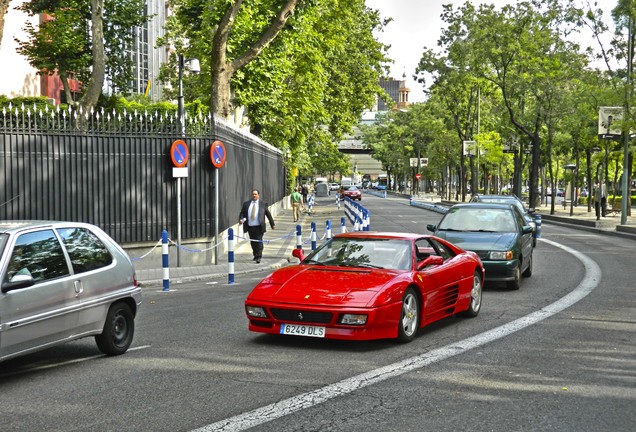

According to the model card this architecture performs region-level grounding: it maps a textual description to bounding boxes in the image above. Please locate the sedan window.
[5,230,70,283]
[57,228,113,274]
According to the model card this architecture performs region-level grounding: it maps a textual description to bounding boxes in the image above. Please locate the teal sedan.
[427,202,534,290]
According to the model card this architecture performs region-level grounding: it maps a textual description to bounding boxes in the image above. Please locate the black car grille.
[476,251,489,260]
[270,308,332,324]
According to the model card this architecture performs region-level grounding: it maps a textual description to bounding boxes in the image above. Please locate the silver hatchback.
[0,221,142,362]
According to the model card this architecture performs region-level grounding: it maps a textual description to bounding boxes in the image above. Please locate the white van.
[341,177,352,187]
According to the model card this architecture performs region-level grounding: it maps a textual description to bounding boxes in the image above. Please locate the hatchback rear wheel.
[95,302,135,355]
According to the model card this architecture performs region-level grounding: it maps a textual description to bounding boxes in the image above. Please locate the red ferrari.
[245,232,484,342]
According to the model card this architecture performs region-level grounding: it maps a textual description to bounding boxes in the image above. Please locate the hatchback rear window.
[58,228,113,274]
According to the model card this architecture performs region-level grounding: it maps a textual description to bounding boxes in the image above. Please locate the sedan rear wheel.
[397,288,420,343]
[460,270,482,317]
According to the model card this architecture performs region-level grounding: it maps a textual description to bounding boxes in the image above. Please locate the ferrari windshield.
[304,237,412,270]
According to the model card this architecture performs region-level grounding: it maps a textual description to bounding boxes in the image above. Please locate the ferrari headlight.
[340,314,368,325]
[246,306,268,318]
[489,251,513,260]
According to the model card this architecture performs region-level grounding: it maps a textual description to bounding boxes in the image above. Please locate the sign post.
[170,139,190,267]
[210,140,227,265]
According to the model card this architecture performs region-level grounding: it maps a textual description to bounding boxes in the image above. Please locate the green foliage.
[161,0,389,155]
[15,0,150,98]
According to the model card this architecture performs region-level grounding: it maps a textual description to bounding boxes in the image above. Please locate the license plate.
[280,323,326,338]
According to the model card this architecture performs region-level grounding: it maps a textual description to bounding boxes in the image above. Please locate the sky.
[365,0,609,103]
[364,0,515,102]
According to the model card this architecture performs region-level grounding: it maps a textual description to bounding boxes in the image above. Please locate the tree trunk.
[78,0,106,113]
[0,0,10,46]
[209,0,300,120]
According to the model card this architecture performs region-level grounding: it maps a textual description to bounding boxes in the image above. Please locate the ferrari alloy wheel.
[460,270,482,317]
[397,288,420,343]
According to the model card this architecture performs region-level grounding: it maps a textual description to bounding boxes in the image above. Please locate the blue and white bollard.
[410,196,413,206]
[363,210,370,231]
[296,225,302,250]
[535,214,542,238]
[340,217,346,233]
[326,220,332,240]
[228,228,235,284]
[311,222,317,250]
[162,229,170,292]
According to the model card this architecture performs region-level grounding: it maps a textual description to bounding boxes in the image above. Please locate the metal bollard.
[228,228,235,284]
[311,222,317,250]
[296,225,302,249]
[162,229,170,292]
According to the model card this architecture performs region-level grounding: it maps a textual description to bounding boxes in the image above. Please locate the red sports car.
[245,232,484,342]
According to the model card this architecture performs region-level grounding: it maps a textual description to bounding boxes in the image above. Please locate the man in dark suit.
[239,189,276,263]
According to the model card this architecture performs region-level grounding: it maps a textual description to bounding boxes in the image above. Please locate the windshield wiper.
[355,263,384,269]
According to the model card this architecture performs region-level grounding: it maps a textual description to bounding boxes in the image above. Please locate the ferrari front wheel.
[397,287,420,343]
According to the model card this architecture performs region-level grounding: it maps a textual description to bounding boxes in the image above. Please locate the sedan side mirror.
[522,226,534,234]
[426,224,436,233]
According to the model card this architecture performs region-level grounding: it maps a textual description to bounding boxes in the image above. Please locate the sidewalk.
[135,198,346,288]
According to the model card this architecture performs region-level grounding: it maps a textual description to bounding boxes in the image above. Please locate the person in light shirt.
[239,189,275,263]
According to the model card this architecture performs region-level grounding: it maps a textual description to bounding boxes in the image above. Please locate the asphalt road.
[1,193,634,432]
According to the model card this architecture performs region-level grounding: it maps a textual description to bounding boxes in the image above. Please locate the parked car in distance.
[245,232,484,342]
[427,202,534,290]
[0,221,142,363]
[469,194,538,247]
[329,183,340,191]
[342,185,362,200]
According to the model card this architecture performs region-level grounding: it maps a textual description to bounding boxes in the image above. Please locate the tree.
[15,0,149,111]
[430,0,588,208]
[0,0,11,47]
[164,0,389,153]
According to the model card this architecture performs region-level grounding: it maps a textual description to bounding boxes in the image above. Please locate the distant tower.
[395,71,410,110]
[377,72,410,111]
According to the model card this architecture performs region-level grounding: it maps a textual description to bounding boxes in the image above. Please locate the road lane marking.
[192,238,600,432]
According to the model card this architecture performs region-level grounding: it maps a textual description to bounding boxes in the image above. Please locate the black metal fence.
[0,103,285,249]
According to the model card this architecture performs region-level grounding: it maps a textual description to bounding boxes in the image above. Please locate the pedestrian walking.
[290,187,303,222]
[593,181,602,220]
[239,189,275,264]
[301,183,309,203]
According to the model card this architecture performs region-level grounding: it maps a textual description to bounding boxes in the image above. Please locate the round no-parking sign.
[210,140,226,168]
[170,139,189,167]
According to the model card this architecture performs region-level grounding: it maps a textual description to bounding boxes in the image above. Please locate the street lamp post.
[175,54,200,267]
